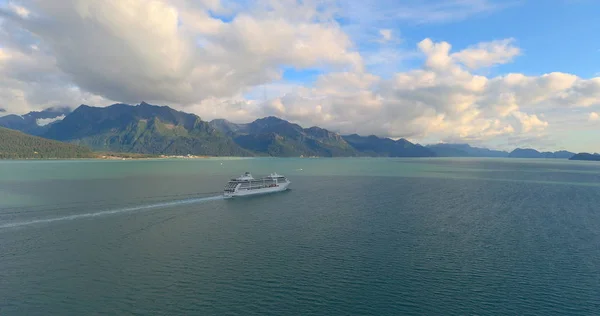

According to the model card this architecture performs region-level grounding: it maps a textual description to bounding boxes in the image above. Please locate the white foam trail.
[0,195,223,229]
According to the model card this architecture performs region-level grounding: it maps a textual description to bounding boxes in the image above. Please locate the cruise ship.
[223,172,290,198]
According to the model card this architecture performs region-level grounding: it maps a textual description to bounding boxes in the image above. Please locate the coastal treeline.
[0,127,93,159]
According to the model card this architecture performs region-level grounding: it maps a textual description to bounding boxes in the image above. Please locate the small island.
[569,153,600,161]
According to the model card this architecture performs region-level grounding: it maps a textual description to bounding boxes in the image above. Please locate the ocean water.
[1,158,600,315]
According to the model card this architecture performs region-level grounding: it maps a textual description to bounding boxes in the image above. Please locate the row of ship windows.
[242,185,277,190]
[239,181,275,185]
[239,184,277,188]
[225,179,286,189]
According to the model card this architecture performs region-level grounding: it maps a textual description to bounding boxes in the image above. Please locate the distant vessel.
[223,172,290,198]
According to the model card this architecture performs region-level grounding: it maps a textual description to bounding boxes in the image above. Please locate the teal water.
[1,158,600,315]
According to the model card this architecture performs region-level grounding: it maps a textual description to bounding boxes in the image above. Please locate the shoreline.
[1,156,595,162]
[0,155,258,161]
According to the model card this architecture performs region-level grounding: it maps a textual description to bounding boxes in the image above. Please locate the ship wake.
[0,195,223,229]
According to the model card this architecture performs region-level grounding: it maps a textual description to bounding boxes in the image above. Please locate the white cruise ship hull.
[224,182,289,198]
[223,172,291,198]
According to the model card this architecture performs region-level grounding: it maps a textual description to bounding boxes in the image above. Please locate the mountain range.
[42,102,252,156]
[0,102,585,159]
[209,117,360,157]
[426,143,508,157]
[1,102,435,157]
[342,134,434,157]
[0,107,70,136]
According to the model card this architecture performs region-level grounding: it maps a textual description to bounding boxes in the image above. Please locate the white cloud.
[36,115,65,126]
[224,37,600,145]
[418,38,453,71]
[452,38,520,69]
[0,0,361,107]
[8,2,31,18]
[0,44,113,114]
[511,111,548,133]
[590,112,599,121]
[379,29,392,42]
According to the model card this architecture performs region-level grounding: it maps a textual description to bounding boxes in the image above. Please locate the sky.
[0,0,599,152]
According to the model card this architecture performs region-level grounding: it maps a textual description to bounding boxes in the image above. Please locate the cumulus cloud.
[1,0,361,107]
[225,37,600,145]
[511,111,548,133]
[0,43,113,113]
[452,38,520,69]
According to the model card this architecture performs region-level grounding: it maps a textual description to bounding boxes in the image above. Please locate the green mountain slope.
[0,127,93,158]
[210,117,359,157]
[44,102,252,156]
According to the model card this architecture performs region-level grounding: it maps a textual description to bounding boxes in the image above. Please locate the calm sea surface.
[1,158,600,315]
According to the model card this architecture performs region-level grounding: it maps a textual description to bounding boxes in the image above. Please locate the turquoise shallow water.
[1,158,600,315]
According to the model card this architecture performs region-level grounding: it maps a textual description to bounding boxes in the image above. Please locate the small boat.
[223,172,290,198]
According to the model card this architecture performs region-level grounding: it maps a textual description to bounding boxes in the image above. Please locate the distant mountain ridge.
[426,144,575,159]
[210,116,359,157]
[208,117,437,157]
[0,102,584,158]
[569,153,600,161]
[341,134,435,157]
[0,107,71,136]
[426,143,508,157]
[508,148,575,159]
